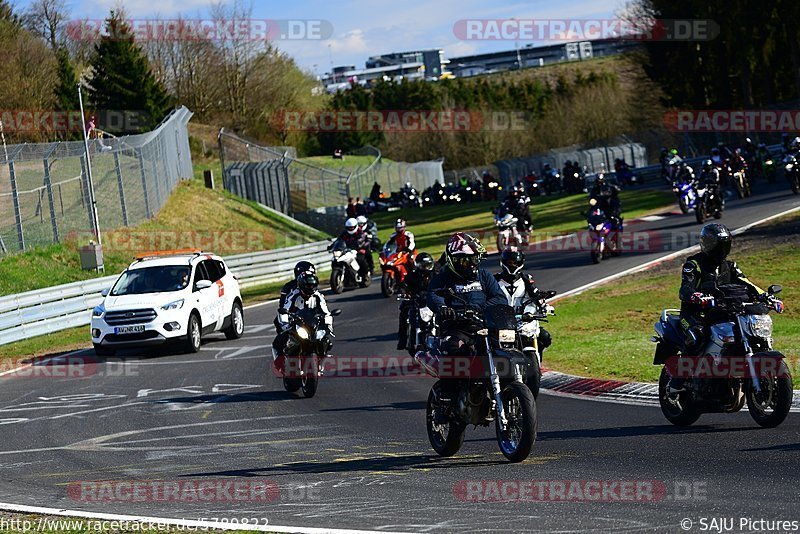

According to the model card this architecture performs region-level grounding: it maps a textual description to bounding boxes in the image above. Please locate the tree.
[87,10,171,132]
[53,46,79,111]
[0,0,19,27]
[24,0,67,51]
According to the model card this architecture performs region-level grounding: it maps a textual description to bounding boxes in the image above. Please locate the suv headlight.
[92,305,105,317]
[161,299,185,311]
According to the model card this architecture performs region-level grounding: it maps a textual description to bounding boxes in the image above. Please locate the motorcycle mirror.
[330,308,343,316]
[768,284,782,295]
[544,290,557,299]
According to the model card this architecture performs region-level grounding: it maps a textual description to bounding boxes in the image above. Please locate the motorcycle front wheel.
[381,271,396,297]
[746,360,792,428]
[283,376,301,393]
[330,269,344,294]
[678,198,689,214]
[426,380,465,457]
[301,355,320,398]
[496,382,537,463]
[695,205,706,224]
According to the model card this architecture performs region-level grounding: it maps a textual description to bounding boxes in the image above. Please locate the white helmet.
[345,218,359,235]
[356,215,368,227]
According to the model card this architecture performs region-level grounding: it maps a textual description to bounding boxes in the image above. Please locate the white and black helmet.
[345,218,359,235]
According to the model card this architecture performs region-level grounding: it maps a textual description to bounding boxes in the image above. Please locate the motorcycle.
[732,167,751,199]
[672,177,698,214]
[280,308,342,398]
[587,202,620,264]
[756,150,776,183]
[328,239,372,294]
[398,293,437,357]
[420,288,537,463]
[515,291,557,398]
[615,164,636,187]
[379,242,415,297]
[694,181,724,224]
[784,153,800,195]
[494,211,521,252]
[651,283,791,428]
[543,170,562,195]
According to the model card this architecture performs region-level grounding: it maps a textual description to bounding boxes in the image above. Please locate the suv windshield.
[110,265,191,296]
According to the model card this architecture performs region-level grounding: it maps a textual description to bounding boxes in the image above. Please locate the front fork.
[484,337,508,427]
[738,316,762,395]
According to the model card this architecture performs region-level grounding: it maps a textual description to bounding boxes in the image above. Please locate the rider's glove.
[438,306,456,322]
[772,298,785,314]
[690,292,715,309]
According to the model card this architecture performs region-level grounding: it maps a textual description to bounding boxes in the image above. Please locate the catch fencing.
[0,107,194,255]
[217,130,444,232]
[0,241,330,346]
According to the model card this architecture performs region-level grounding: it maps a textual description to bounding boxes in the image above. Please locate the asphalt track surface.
[1,182,799,533]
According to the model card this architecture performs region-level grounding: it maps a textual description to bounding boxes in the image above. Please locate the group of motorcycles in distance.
[664,136,800,224]
[367,172,502,211]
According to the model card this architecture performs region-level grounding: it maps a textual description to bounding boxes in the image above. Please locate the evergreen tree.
[53,47,79,111]
[88,10,171,132]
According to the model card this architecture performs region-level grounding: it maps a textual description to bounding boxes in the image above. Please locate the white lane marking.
[0,502,412,533]
[243,298,279,311]
[552,204,800,303]
[245,324,273,334]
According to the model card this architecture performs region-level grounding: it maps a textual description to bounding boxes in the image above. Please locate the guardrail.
[0,240,332,346]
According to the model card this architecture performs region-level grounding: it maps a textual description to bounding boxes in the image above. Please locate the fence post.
[113,152,129,226]
[42,158,60,243]
[8,161,24,251]
[137,151,152,218]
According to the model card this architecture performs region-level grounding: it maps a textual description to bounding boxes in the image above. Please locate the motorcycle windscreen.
[296,307,321,328]
[483,304,518,330]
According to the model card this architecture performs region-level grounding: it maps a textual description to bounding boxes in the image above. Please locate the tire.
[496,382,537,463]
[792,177,800,195]
[591,250,600,264]
[658,367,700,426]
[524,351,542,399]
[426,381,465,457]
[93,343,115,357]
[381,271,396,297]
[301,355,320,398]
[360,270,372,288]
[223,301,244,340]
[184,313,202,353]
[283,376,301,393]
[330,269,344,294]
[678,198,689,214]
[746,360,793,428]
[695,205,706,224]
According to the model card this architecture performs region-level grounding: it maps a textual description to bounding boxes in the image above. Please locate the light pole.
[77,83,102,247]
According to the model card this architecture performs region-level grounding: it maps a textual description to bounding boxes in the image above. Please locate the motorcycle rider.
[274,261,316,330]
[677,224,782,360]
[589,174,622,226]
[357,215,380,272]
[495,248,552,357]
[385,218,416,255]
[396,252,436,351]
[338,217,371,279]
[422,233,507,390]
[272,270,333,374]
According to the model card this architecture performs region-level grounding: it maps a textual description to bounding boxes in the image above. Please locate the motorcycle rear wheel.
[496,382,537,463]
[426,381,465,457]
[746,360,792,428]
[658,367,700,426]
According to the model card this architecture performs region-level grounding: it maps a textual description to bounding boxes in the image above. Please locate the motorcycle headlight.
[161,299,184,311]
[673,187,679,192]
[92,305,105,317]
[595,223,605,231]
[786,164,794,171]
[333,250,342,258]
[296,326,310,340]
[498,329,516,343]
[765,159,773,165]
[748,315,773,339]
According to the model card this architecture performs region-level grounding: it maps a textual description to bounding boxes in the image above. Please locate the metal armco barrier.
[0,240,331,346]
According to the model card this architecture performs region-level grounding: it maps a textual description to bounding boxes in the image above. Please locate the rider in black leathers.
[396,252,436,351]
[589,175,622,228]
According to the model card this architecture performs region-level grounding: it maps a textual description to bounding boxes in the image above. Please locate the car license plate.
[114,325,145,334]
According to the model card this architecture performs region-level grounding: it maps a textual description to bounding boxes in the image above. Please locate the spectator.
[355,197,367,217]
[346,197,357,219]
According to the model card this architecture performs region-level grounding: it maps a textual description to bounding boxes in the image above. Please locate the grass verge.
[371,188,674,258]
[544,214,800,383]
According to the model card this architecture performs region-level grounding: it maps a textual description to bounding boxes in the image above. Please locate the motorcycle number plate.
[498,329,516,343]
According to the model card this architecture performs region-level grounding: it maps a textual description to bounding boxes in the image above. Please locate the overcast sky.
[15,0,621,74]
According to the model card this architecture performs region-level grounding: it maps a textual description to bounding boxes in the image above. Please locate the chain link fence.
[218,130,444,233]
[0,107,194,255]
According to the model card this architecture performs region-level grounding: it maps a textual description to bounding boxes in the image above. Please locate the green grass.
[0,179,327,296]
[298,155,380,170]
[544,216,800,383]
[371,188,674,258]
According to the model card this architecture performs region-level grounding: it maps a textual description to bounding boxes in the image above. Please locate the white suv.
[91,251,244,355]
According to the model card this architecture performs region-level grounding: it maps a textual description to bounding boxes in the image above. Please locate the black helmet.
[711,147,720,156]
[294,261,316,279]
[500,248,525,280]
[414,252,435,272]
[699,223,732,262]
[702,159,713,171]
[297,272,319,297]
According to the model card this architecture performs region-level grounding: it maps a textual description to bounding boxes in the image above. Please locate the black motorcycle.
[651,283,791,427]
[784,153,800,195]
[280,308,341,398]
[420,289,537,463]
[398,293,437,357]
[694,180,724,224]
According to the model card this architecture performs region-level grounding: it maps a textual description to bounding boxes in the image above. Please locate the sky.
[14,0,621,74]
